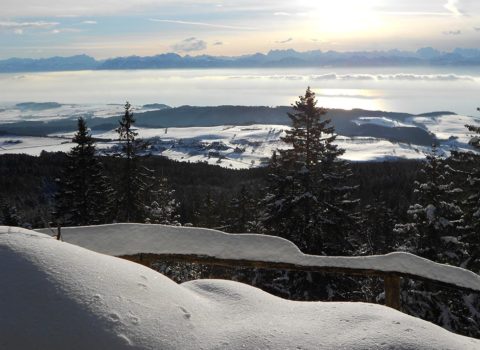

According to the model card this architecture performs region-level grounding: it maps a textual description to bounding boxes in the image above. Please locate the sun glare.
[300,0,383,36]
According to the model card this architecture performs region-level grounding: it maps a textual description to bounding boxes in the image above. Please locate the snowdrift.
[2,226,479,349]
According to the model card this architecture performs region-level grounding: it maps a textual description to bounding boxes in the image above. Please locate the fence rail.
[36,223,480,311]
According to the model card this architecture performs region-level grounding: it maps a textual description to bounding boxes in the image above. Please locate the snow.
[2,225,479,350]
[0,125,445,166]
[2,114,479,166]
[0,135,74,155]
[0,103,151,123]
[354,116,416,128]
[36,223,480,293]
[336,136,431,161]
[410,114,479,144]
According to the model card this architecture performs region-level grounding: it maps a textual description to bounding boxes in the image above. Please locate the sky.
[1,0,480,59]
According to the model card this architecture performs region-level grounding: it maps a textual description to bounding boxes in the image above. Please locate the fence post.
[384,275,401,310]
[56,225,62,241]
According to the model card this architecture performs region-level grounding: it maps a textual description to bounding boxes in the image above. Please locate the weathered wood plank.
[384,275,401,310]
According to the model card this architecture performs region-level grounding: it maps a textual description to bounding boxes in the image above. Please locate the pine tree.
[195,191,220,229]
[227,185,257,233]
[396,129,480,338]
[115,102,152,222]
[145,177,181,226]
[260,87,357,255]
[451,110,480,271]
[1,203,21,227]
[54,117,114,226]
[358,198,396,255]
[395,144,465,264]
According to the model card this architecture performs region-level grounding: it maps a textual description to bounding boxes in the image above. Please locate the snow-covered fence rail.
[37,223,480,310]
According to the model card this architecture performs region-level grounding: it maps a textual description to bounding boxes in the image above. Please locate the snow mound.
[37,223,480,292]
[1,226,479,350]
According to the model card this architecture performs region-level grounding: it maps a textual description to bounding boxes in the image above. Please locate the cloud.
[275,37,293,44]
[51,28,83,34]
[81,20,97,25]
[309,73,474,81]
[444,0,462,16]
[310,73,376,81]
[213,41,223,46]
[149,19,256,30]
[317,93,378,100]
[0,21,59,34]
[172,37,207,52]
[377,73,473,81]
[273,11,307,17]
[475,27,480,32]
[443,30,462,35]
[225,72,475,83]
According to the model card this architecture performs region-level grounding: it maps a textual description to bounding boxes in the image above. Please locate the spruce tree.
[451,110,480,271]
[195,191,220,229]
[1,203,21,227]
[358,198,396,255]
[115,102,151,222]
[260,87,357,254]
[54,117,114,226]
[395,144,464,264]
[227,185,257,233]
[145,177,181,226]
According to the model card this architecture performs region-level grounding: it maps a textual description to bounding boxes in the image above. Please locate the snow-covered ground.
[354,116,416,128]
[336,136,432,161]
[1,112,479,167]
[410,114,480,144]
[91,125,287,168]
[2,226,479,350]
[0,135,74,155]
[0,102,162,123]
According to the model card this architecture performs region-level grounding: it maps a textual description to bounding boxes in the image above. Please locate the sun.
[298,0,383,36]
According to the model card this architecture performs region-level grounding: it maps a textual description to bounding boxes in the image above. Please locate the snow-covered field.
[410,114,479,144]
[2,225,479,349]
[0,102,160,123]
[1,111,479,167]
[0,126,473,169]
[0,135,73,155]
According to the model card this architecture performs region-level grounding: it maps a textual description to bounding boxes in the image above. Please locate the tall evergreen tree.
[358,198,396,255]
[115,102,151,222]
[195,191,220,229]
[395,144,464,264]
[260,87,357,254]
[226,185,257,233]
[450,110,480,271]
[54,117,114,226]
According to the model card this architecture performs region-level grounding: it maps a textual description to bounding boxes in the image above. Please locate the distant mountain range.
[2,48,480,73]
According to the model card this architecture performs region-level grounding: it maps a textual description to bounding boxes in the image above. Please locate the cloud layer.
[0,21,58,34]
[228,73,476,82]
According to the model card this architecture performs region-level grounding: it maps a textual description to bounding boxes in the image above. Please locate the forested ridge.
[0,152,419,231]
